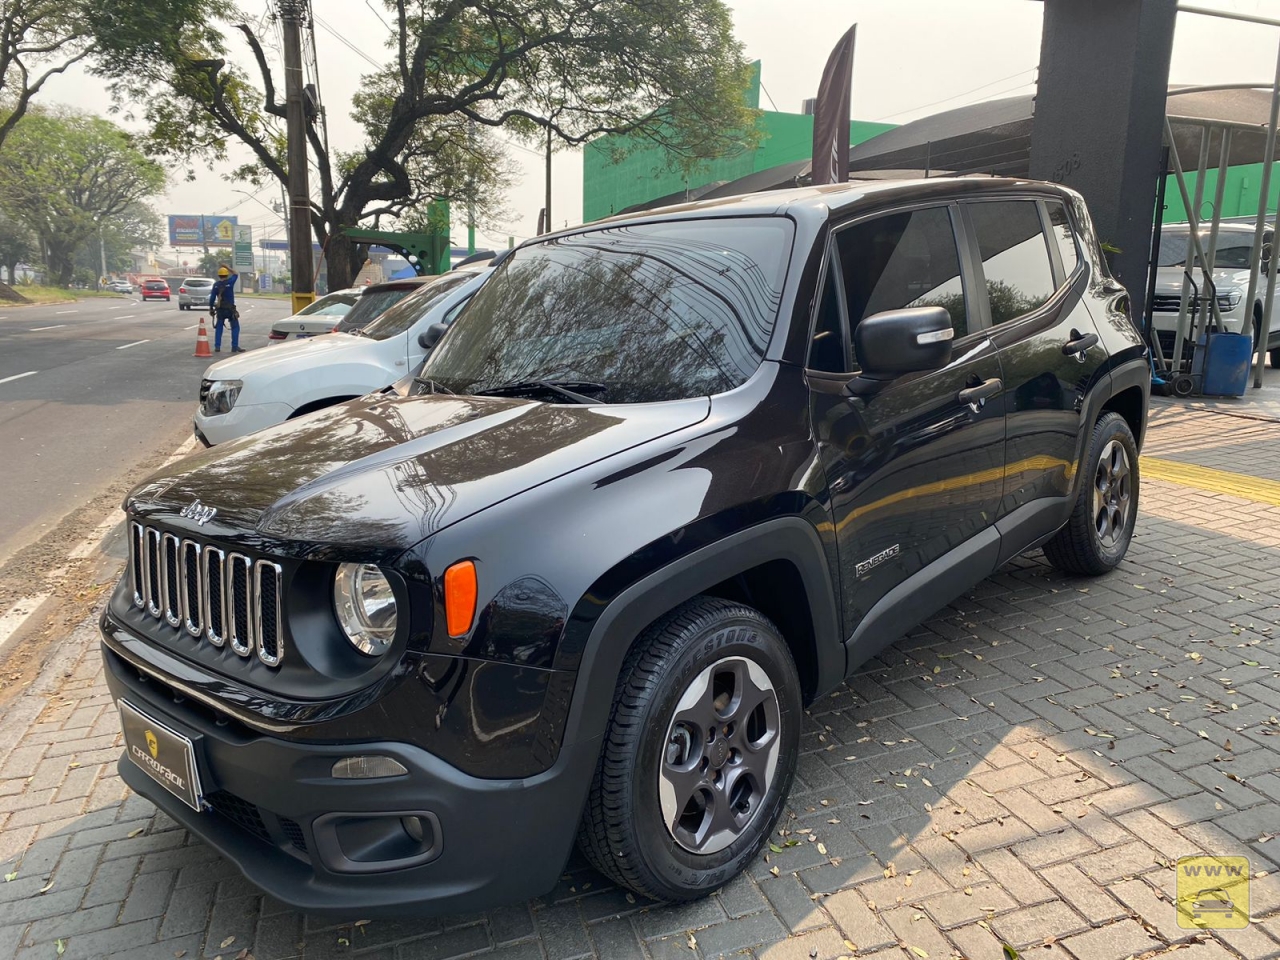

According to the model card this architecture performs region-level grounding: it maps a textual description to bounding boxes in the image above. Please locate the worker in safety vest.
[209,265,243,354]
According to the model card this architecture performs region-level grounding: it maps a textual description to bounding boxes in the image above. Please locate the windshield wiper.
[472,379,608,404]
[411,376,454,395]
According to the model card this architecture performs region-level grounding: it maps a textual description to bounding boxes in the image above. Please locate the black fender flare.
[557,516,843,754]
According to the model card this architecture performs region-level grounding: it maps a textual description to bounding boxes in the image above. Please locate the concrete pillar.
[1029,0,1177,324]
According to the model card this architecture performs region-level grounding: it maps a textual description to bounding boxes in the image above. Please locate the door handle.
[1063,329,1099,361]
[957,377,1002,412]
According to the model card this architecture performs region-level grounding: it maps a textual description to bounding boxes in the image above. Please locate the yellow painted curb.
[1141,456,1280,508]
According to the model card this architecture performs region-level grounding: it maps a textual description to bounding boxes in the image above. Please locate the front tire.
[1270,346,1280,370]
[1043,412,1139,576]
[578,596,801,903]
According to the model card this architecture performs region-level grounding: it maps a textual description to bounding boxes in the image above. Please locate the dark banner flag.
[811,24,857,186]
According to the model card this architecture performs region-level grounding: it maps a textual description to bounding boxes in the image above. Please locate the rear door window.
[967,200,1056,325]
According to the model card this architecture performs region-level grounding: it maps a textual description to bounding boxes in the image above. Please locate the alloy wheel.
[658,656,781,855]
[1091,438,1132,547]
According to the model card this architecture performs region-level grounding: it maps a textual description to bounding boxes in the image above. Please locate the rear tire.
[1043,412,1139,576]
[577,596,801,903]
[1270,347,1280,369]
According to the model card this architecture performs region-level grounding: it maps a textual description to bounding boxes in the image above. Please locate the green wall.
[1161,162,1280,224]
[581,63,895,223]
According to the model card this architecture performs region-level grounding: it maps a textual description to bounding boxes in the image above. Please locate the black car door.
[806,203,1006,668]
[960,197,1106,561]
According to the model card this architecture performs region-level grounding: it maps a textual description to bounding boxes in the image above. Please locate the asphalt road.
[0,294,292,566]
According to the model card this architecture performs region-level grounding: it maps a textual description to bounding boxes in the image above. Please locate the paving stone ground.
[2,400,1280,960]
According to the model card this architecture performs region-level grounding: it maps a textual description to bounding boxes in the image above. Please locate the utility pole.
[94,215,107,286]
[544,125,552,234]
[279,0,315,313]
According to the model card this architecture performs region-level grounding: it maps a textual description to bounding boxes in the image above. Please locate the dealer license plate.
[119,701,204,811]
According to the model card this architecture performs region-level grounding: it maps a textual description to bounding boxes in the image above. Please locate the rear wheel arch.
[1101,385,1146,448]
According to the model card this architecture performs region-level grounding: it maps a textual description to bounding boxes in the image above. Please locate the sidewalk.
[1,401,1278,960]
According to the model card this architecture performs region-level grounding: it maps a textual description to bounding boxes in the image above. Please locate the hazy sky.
[36,0,1280,260]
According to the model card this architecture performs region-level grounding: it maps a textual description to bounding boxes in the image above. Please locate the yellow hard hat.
[218,266,230,278]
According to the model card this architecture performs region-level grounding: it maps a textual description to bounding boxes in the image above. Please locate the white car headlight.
[1217,292,1243,311]
[202,380,243,416]
[334,563,398,656]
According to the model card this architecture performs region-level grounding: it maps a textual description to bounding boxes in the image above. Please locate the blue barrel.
[1202,332,1253,397]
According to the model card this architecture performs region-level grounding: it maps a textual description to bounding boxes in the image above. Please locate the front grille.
[129,522,283,667]
[1151,294,1200,314]
[206,790,271,846]
[280,817,308,852]
[1156,330,1196,361]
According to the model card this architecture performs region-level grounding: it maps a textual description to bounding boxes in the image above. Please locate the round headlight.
[334,563,398,656]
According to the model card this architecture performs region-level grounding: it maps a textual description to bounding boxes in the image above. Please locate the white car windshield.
[358,272,476,341]
[295,292,360,317]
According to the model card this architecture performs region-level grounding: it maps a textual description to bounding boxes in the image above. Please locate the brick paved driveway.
[1,399,1278,960]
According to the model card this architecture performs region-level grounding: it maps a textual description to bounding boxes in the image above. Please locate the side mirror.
[850,306,955,386]
[417,322,448,351]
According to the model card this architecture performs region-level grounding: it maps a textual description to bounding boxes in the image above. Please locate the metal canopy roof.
[843,85,1280,179]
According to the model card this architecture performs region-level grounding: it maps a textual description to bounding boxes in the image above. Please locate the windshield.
[359,272,476,341]
[334,287,418,332]
[296,291,359,317]
[419,217,794,403]
[1158,232,1256,269]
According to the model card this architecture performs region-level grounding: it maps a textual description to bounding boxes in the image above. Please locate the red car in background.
[140,278,171,302]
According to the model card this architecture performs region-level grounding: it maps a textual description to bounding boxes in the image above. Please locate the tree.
[0,107,165,285]
[73,201,162,275]
[0,212,35,284]
[87,0,759,288]
[197,249,233,275]
[0,1,90,150]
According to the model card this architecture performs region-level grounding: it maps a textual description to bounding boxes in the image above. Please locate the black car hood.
[128,393,710,554]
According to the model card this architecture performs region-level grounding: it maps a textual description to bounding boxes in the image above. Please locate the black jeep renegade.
[101,178,1149,916]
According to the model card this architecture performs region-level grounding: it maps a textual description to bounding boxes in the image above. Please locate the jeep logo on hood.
[179,500,217,526]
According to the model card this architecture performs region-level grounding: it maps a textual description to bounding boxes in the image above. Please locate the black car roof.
[533,177,1077,245]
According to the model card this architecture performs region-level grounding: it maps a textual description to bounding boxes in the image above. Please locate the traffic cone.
[193,313,213,358]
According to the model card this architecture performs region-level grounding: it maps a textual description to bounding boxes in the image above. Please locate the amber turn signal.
[443,560,477,637]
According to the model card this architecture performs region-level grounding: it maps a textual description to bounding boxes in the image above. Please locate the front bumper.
[102,636,597,917]
[193,400,293,445]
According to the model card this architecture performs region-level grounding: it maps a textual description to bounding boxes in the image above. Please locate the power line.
[312,14,382,69]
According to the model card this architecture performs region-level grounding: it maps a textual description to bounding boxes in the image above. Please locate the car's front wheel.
[1044,412,1139,575]
[578,596,801,903]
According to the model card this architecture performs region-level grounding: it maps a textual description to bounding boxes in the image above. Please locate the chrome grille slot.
[227,553,254,657]
[126,523,282,667]
[203,546,226,647]
[162,533,182,628]
[181,540,203,637]
[145,528,162,618]
[255,561,283,666]
[129,522,145,608]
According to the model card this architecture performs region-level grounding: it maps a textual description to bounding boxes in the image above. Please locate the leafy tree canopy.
[0,107,166,286]
[86,0,758,287]
[0,0,91,150]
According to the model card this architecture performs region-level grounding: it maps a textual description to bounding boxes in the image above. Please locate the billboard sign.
[167,215,239,247]
[233,225,254,271]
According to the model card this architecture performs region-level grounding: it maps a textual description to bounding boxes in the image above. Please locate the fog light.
[402,815,426,843]
[331,755,408,780]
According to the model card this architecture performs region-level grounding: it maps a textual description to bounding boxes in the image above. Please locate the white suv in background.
[193,263,495,445]
[1151,222,1280,367]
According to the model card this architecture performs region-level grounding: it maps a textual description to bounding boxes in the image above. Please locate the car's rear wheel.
[1043,412,1139,576]
[577,596,801,903]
